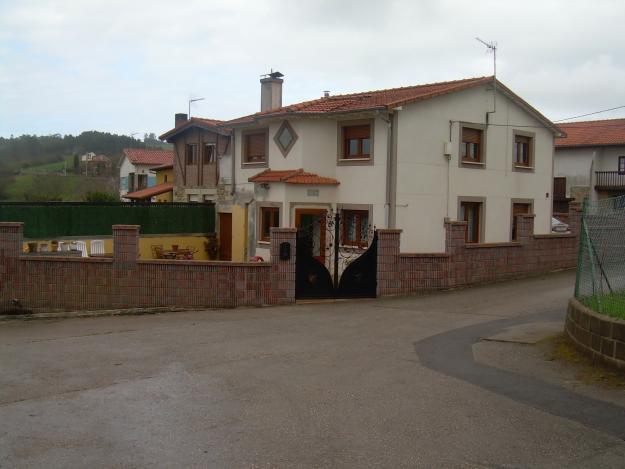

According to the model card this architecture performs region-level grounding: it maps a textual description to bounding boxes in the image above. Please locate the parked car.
[551,217,569,233]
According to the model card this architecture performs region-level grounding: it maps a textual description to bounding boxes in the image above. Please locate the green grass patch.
[580,292,625,320]
[21,156,74,173]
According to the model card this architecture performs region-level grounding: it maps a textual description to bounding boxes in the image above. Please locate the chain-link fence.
[575,195,625,319]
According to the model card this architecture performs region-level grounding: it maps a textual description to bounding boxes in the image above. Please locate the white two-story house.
[222,73,562,260]
[554,118,625,210]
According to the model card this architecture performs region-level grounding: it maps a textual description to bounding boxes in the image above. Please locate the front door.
[295,209,327,263]
[218,212,232,261]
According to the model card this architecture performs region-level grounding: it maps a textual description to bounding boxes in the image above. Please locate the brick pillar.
[568,201,582,238]
[112,225,139,309]
[445,220,467,287]
[0,222,24,313]
[270,228,297,305]
[517,214,535,245]
[376,229,402,297]
[113,225,139,264]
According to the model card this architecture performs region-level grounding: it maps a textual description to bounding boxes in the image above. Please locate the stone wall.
[566,297,625,369]
[0,224,296,313]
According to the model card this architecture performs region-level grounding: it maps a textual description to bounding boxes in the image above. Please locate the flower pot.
[27,242,38,253]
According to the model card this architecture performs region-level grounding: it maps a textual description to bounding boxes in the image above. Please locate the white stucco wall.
[554,147,594,197]
[395,85,555,252]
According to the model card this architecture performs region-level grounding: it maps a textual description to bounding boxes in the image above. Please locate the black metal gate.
[295,210,377,299]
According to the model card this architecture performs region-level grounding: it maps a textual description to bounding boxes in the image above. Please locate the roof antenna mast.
[476,37,497,122]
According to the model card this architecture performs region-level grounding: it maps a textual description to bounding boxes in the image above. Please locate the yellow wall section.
[231,204,247,262]
[154,167,174,202]
[23,235,212,260]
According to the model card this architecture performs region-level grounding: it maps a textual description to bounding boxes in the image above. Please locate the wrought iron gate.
[295,210,377,299]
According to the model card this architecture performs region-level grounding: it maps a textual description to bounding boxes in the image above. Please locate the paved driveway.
[1,271,624,468]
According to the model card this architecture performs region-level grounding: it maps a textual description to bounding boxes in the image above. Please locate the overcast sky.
[1,0,624,138]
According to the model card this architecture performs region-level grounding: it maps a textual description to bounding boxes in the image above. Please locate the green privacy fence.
[0,202,215,239]
[574,196,625,319]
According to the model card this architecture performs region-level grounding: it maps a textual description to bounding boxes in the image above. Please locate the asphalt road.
[1,270,624,468]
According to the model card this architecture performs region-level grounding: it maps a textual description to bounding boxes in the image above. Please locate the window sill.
[242,161,267,166]
[258,240,270,245]
[461,160,485,166]
[514,165,534,170]
[339,157,371,162]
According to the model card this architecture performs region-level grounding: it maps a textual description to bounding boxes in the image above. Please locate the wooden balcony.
[595,171,625,190]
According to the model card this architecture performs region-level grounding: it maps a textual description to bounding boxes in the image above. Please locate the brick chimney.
[175,113,188,127]
[260,71,284,112]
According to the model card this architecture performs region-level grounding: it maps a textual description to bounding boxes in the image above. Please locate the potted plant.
[204,234,219,260]
[27,242,37,253]
[51,240,59,252]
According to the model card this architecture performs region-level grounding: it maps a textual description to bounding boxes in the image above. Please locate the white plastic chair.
[75,240,88,257]
[90,240,105,255]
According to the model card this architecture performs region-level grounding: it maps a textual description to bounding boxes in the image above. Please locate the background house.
[119,148,173,199]
[159,115,233,260]
[554,118,625,211]
[225,73,562,260]
[80,152,112,176]
[124,163,173,202]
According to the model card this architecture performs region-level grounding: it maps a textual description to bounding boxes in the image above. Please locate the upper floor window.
[343,124,371,159]
[203,144,216,165]
[513,133,533,168]
[619,156,625,174]
[243,130,268,164]
[461,127,483,163]
[186,144,198,165]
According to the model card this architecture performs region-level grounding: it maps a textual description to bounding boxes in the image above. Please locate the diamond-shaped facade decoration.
[274,121,298,157]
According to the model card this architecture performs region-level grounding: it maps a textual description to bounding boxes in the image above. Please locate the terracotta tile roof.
[123,148,173,166]
[227,77,493,125]
[224,76,562,136]
[150,163,173,171]
[248,169,339,185]
[555,119,625,147]
[124,182,173,200]
[159,117,232,140]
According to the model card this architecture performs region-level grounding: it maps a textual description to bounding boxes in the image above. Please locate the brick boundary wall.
[0,224,296,313]
[377,202,582,295]
[565,297,625,369]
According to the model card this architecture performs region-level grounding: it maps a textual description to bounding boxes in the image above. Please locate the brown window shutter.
[344,125,370,139]
[246,133,266,161]
[462,128,481,144]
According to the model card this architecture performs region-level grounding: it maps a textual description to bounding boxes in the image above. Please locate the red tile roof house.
[554,118,625,209]
[222,72,564,261]
[119,148,173,199]
[159,115,232,203]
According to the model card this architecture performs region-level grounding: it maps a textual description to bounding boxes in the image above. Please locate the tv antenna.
[476,37,497,119]
[188,97,205,118]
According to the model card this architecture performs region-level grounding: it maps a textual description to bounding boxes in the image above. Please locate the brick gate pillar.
[112,225,140,309]
[376,229,402,297]
[270,228,297,305]
[445,220,467,288]
[0,222,24,313]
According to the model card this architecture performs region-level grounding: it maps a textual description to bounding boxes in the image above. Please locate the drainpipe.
[230,131,236,196]
[380,110,395,228]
